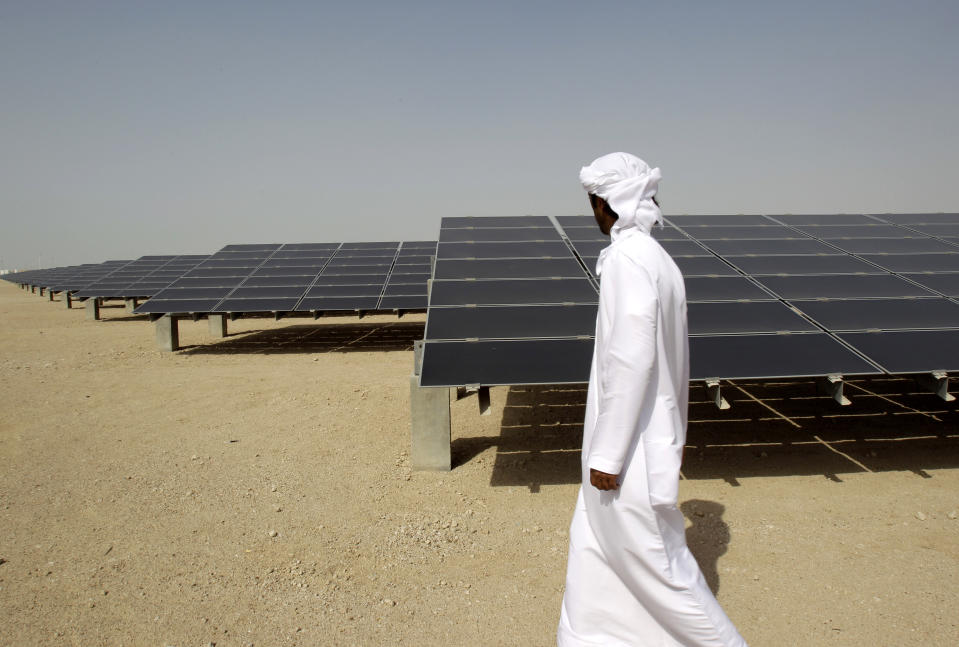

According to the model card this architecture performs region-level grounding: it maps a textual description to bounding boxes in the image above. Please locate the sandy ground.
[0,279,957,647]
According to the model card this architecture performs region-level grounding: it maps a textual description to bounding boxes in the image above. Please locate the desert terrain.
[0,279,957,646]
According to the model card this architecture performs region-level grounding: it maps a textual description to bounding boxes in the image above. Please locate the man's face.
[589,194,618,236]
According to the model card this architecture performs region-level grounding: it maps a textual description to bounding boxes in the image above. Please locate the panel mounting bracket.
[704,379,730,410]
[456,383,491,415]
[916,371,955,402]
[817,373,851,406]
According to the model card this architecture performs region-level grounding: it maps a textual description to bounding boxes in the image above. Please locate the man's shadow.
[680,499,729,595]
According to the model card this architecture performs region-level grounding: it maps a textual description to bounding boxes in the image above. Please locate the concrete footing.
[64,292,72,309]
[125,298,138,313]
[85,298,100,321]
[155,315,180,352]
[208,314,228,338]
[47,290,55,301]
[409,341,451,470]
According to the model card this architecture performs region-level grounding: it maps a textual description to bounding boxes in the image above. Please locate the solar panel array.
[3,260,135,293]
[134,241,435,315]
[73,255,210,300]
[420,213,959,387]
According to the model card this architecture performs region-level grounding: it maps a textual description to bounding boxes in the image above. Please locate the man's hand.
[590,469,619,491]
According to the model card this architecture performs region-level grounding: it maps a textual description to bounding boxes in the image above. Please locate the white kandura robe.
[558,227,747,647]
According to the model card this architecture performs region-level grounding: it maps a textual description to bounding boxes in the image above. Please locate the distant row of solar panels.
[133,241,435,315]
[420,213,959,386]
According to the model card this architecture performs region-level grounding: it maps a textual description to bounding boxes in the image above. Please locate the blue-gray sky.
[2,1,957,269]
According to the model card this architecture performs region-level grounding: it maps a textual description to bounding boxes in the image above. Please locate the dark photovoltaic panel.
[433,257,586,280]
[875,213,959,225]
[858,253,959,273]
[73,255,210,299]
[755,275,936,300]
[425,304,597,340]
[422,216,598,386]
[689,334,878,379]
[900,273,959,297]
[701,238,838,255]
[837,330,959,373]
[683,277,775,302]
[792,298,959,332]
[420,213,958,387]
[726,255,880,275]
[793,224,915,238]
[687,301,818,335]
[420,338,595,387]
[134,241,435,315]
[2,264,98,289]
[772,214,880,225]
[48,261,135,292]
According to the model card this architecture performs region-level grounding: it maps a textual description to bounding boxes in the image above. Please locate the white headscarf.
[579,152,662,240]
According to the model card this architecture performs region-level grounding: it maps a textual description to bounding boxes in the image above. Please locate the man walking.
[558,153,747,646]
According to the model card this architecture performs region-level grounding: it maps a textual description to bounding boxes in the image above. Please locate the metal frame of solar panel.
[412,213,958,470]
[132,241,435,351]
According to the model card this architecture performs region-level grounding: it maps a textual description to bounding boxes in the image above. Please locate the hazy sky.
[2,1,957,269]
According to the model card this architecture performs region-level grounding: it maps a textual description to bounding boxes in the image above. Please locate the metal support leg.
[817,373,851,406]
[39,287,45,296]
[705,379,730,410]
[64,292,72,308]
[208,314,227,338]
[916,371,955,402]
[125,298,137,313]
[85,298,100,321]
[456,384,491,415]
[31,285,36,294]
[155,315,180,352]
[47,289,55,301]
[410,340,451,470]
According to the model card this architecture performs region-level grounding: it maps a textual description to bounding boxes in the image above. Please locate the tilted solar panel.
[419,213,958,388]
[134,241,435,315]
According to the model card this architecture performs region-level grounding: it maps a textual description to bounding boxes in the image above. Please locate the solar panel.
[726,255,881,275]
[73,255,209,299]
[689,334,878,379]
[791,298,959,332]
[772,214,880,225]
[47,261,135,292]
[825,237,957,254]
[793,224,915,238]
[701,238,837,255]
[134,241,435,315]
[688,301,818,335]
[873,213,959,225]
[837,330,959,373]
[858,253,959,273]
[684,276,775,302]
[676,224,798,240]
[419,213,959,389]
[756,274,936,299]
[420,339,594,387]
[900,273,959,297]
